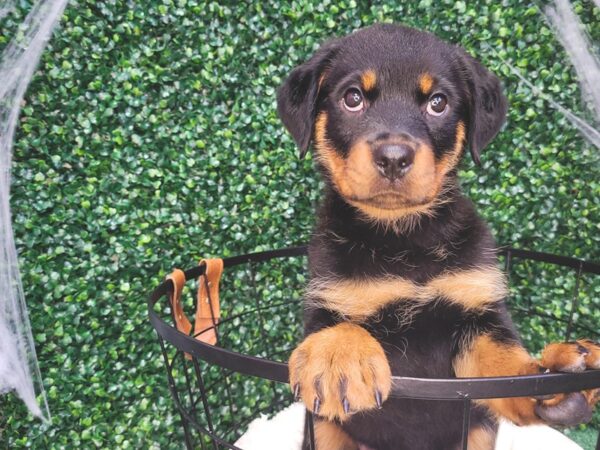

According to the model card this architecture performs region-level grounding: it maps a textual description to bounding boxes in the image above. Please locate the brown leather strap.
[166,269,192,336]
[195,258,224,345]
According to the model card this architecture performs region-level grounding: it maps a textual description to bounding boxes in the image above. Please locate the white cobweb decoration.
[0,0,68,422]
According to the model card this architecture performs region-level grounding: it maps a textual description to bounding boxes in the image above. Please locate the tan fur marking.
[454,334,542,425]
[455,335,600,426]
[361,69,377,91]
[344,139,379,196]
[578,339,600,369]
[314,112,353,198]
[454,334,537,379]
[348,123,465,225]
[419,73,434,95]
[346,141,439,223]
[307,267,507,320]
[314,421,359,450]
[399,142,437,203]
[423,267,508,311]
[288,323,392,422]
[541,340,600,410]
[541,343,582,372]
[436,121,466,180]
[308,277,419,320]
[346,199,437,223]
[541,342,589,372]
[315,113,463,227]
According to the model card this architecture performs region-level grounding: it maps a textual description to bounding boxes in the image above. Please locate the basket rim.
[148,245,600,400]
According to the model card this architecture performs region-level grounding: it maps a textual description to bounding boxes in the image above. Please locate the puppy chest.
[365,303,461,378]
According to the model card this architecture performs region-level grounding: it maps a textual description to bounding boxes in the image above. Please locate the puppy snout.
[373,144,415,181]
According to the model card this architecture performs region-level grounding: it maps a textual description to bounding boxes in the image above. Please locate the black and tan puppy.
[277,24,600,450]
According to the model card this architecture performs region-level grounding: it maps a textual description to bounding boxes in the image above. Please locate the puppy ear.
[460,51,508,165]
[277,41,340,157]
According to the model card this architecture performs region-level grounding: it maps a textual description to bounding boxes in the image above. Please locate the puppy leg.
[454,334,595,426]
[308,420,359,450]
[289,323,392,422]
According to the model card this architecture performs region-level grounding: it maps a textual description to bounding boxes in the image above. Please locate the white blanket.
[235,402,582,450]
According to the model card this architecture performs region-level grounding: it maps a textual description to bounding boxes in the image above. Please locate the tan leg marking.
[314,420,359,450]
[454,334,545,425]
[455,334,598,426]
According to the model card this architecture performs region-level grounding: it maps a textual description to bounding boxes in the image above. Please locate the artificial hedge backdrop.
[1,0,599,448]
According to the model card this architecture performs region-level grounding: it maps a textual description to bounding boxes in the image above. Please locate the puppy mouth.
[348,192,432,210]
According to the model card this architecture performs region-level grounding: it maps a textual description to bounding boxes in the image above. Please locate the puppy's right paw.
[541,340,600,372]
[535,339,600,426]
[288,323,392,422]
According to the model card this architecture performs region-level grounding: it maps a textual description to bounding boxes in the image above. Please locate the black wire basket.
[148,245,600,450]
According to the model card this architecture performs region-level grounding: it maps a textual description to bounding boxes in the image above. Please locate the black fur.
[279,24,514,450]
[277,40,340,156]
[458,52,508,165]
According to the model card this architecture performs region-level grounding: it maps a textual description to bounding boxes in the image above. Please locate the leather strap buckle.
[165,258,224,359]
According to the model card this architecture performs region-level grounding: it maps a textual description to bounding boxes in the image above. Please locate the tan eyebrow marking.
[361,69,377,91]
[419,73,434,95]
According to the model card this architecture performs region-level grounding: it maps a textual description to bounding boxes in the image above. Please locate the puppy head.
[278,24,507,223]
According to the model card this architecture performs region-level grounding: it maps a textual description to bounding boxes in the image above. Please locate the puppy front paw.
[535,339,600,426]
[541,340,600,372]
[288,323,392,422]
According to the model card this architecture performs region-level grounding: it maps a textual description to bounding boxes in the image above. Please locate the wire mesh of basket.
[148,245,600,450]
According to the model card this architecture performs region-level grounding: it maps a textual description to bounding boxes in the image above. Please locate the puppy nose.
[373,144,415,180]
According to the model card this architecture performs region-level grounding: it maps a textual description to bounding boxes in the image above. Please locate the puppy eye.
[342,88,364,112]
[426,93,448,116]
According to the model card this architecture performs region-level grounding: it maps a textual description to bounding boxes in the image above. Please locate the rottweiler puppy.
[277,24,600,450]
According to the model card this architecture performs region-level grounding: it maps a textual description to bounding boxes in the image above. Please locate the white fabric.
[496,420,582,450]
[235,402,306,450]
[235,402,583,450]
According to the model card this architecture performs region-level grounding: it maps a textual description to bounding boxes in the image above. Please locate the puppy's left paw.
[577,339,600,369]
[541,340,600,372]
[535,339,600,426]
